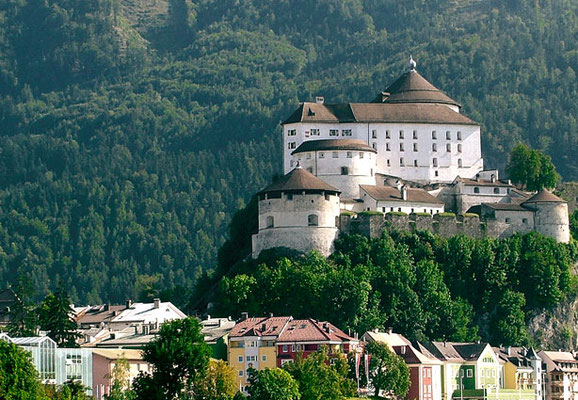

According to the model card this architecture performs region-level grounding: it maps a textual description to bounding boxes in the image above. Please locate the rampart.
[340,213,524,239]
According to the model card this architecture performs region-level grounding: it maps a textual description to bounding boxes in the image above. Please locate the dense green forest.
[209,228,578,346]
[0,0,576,304]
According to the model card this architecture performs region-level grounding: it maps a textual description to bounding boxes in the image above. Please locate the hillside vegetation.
[0,0,576,304]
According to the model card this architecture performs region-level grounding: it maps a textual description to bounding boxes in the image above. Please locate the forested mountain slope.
[0,0,576,303]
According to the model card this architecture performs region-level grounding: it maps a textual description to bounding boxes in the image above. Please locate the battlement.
[340,212,533,239]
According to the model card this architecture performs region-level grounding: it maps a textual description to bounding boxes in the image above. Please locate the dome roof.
[373,58,460,108]
[259,166,340,195]
[522,189,566,204]
[292,139,377,154]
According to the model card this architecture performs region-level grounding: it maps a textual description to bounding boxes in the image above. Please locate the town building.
[92,348,151,400]
[201,316,235,361]
[494,347,544,400]
[362,329,442,400]
[538,350,578,400]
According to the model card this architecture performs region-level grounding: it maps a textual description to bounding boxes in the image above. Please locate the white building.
[282,57,483,185]
[359,185,445,215]
[108,298,186,332]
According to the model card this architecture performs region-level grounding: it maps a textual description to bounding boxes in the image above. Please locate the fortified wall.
[340,212,533,240]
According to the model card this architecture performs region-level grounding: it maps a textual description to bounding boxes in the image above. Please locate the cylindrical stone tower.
[522,190,570,243]
[251,166,342,258]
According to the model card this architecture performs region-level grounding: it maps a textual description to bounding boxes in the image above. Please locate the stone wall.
[340,213,518,240]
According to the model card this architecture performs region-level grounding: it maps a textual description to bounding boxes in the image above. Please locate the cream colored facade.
[228,338,277,391]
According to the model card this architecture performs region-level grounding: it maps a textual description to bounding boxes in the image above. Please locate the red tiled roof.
[230,317,292,338]
[259,167,340,194]
[277,319,356,343]
[76,305,127,325]
[360,185,444,205]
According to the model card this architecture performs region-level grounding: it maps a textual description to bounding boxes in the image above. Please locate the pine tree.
[38,286,79,347]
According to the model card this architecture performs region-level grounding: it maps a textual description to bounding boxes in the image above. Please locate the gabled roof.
[453,343,490,361]
[11,336,57,347]
[277,319,356,344]
[230,316,292,338]
[283,102,477,126]
[292,139,377,154]
[76,304,127,326]
[456,177,513,188]
[482,203,529,212]
[360,185,444,205]
[110,301,186,325]
[361,331,440,365]
[201,317,236,344]
[522,190,566,204]
[375,69,461,108]
[259,167,340,195]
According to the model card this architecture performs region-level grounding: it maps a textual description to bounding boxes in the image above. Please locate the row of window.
[238,355,267,363]
[381,207,441,214]
[291,128,464,140]
[481,369,498,378]
[385,142,462,152]
[266,214,328,228]
[386,158,463,168]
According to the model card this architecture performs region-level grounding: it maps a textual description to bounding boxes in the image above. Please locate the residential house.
[92,348,151,400]
[276,318,359,367]
[362,329,442,400]
[538,350,578,400]
[494,347,543,400]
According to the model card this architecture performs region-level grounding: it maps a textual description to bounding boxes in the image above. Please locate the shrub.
[436,212,456,218]
[358,211,384,216]
[386,211,408,216]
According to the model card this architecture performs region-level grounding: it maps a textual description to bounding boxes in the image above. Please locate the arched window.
[308,214,318,226]
[458,158,463,168]
[493,188,500,194]
[266,216,274,228]
[474,187,480,194]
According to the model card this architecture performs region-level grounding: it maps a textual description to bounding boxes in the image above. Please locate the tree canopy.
[507,143,559,190]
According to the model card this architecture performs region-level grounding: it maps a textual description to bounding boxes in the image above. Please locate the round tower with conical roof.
[522,190,570,243]
[251,166,342,257]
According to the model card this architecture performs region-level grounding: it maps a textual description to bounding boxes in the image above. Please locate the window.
[467,369,473,378]
[446,143,451,152]
[400,143,404,152]
[474,187,480,193]
[319,152,325,158]
[324,193,330,201]
[386,130,391,139]
[481,369,485,377]
[492,370,496,378]
[306,153,311,159]
[308,214,318,226]
[458,158,463,168]
[432,158,438,167]
[329,129,339,136]
[287,193,293,200]
[372,143,377,150]
[238,356,243,363]
[346,152,352,158]
[427,369,431,378]
[310,128,320,136]
[290,160,294,167]
[446,130,451,140]
[283,345,288,353]
[413,143,418,152]
[457,144,462,153]
[262,355,267,362]
[399,130,404,139]
[493,188,500,194]
[359,152,364,158]
[342,129,352,136]
[239,370,244,377]
[505,218,511,223]
[387,159,391,167]
[332,152,338,158]
[386,143,391,151]
[335,216,339,227]
[288,142,296,149]
[372,129,377,138]
[414,160,418,167]
[435,171,438,177]
[432,131,437,139]
[523,218,528,224]
[400,158,405,166]
[432,143,437,152]
[288,129,297,136]
[341,166,349,175]
[413,130,418,139]
[457,131,462,140]
[266,216,274,228]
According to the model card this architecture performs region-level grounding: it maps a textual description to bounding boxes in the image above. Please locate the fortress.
[252,57,570,257]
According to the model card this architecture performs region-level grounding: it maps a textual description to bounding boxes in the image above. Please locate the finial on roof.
[407,55,417,72]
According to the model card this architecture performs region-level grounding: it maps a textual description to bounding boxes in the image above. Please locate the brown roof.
[292,139,377,154]
[259,167,340,194]
[482,203,529,212]
[522,190,566,204]
[76,305,127,326]
[230,317,292,338]
[457,178,513,188]
[360,185,444,205]
[283,102,477,126]
[277,319,356,343]
[374,70,461,108]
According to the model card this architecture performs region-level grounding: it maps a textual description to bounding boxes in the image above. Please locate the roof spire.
[406,55,417,72]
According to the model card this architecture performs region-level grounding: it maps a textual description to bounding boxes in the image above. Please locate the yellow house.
[227,315,291,392]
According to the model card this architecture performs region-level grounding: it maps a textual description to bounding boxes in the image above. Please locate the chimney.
[261,323,267,332]
[206,314,211,320]
[315,96,324,104]
[401,186,408,201]
[241,312,249,321]
[387,327,393,334]
[104,304,109,311]
[475,174,480,182]
[491,174,496,183]
[153,298,161,309]
[507,346,511,356]
[374,328,379,333]
[125,299,132,309]
[269,313,274,318]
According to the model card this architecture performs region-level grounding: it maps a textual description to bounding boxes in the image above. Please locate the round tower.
[289,139,377,199]
[522,190,570,243]
[251,166,342,258]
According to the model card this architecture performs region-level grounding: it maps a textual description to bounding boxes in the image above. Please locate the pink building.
[92,349,151,399]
